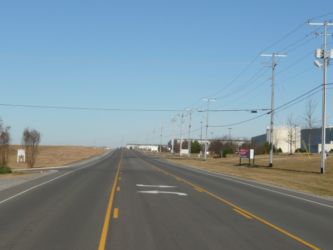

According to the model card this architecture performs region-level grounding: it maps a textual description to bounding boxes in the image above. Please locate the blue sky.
[0,0,332,147]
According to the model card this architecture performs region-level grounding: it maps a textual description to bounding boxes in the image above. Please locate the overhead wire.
[0,103,186,112]
[208,83,326,128]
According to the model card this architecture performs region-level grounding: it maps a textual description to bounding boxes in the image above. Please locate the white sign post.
[17,149,26,163]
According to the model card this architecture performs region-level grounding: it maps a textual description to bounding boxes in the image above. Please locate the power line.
[182,18,313,112]
[209,83,330,128]
[0,103,186,112]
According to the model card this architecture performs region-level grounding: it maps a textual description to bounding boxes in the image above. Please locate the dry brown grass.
[7,145,108,169]
[160,153,333,198]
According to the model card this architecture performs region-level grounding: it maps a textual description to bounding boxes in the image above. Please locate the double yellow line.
[141,158,320,250]
[98,150,123,250]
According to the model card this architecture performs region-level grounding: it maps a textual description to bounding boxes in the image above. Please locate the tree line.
[0,119,41,171]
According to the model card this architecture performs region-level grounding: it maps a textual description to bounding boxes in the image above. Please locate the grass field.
[7,145,108,169]
[160,153,333,198]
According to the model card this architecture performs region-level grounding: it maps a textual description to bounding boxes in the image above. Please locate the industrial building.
[252,126,333,153]
[301,127,333,153]
[126,144,159,152]
[252,126,301,153]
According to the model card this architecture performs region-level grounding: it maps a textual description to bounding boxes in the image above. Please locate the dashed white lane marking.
[136,184,176,188]
[138,190,188,196]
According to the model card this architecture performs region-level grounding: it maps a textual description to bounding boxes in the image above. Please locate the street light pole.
[309,20,333,174]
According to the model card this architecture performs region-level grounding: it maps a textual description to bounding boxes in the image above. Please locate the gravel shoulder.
[0,171,57,192]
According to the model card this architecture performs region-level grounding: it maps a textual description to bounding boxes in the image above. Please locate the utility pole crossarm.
[308,22,333,26]
[261,53,287,57]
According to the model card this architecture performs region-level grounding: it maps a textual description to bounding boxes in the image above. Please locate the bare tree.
[23,128,41,168]
[303,99,317,153]
[0,120,11,166]
[286,114,297,154]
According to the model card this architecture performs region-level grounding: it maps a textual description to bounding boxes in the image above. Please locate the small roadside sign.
[239,148,255,166]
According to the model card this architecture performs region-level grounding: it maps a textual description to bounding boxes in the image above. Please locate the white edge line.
[0,171,74,205]
[0,150,116,206]
[161,160,333,209]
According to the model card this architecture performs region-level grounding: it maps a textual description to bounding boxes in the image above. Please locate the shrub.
[0,166,12,174]
[295,148,306,153]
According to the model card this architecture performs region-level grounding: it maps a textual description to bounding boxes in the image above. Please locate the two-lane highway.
[0,148,332,249]
[108,150,332,250]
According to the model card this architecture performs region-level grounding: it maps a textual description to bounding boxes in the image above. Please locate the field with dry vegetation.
[7,145,108,169]
[160,153,333,198]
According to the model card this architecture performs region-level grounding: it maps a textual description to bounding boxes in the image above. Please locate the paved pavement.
[0,149,332,249]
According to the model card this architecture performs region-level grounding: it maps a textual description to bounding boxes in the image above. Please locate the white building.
[126,144,159,152]
[253,126,301,153]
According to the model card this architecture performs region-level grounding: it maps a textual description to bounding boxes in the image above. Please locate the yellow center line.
[139,157,320,250]
[113,208,119,219]
[98,151,123,250]
[194,187,204,193]
[233,208,253,220]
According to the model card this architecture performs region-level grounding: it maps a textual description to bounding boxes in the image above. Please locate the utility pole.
[159,126,163,153]
[309,20,333,174]
[200,120,203,158]
[228,127,232,141]
[179,113,184,157]
[203,98,216,160]
[261,52,287,167]
[187,109,192,156]
[171,117,176,154]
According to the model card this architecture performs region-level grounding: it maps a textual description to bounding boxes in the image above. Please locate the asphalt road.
[0,149,332,250]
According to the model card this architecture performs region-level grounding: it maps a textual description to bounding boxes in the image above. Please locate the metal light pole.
[261,52,287,167]
[309,20,333,174]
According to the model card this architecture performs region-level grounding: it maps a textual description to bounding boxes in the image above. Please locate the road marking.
[140,158,320,250]
[113,208,119,219]
[0,170,74,205]
[171,162,333,209]
[138,190,188,196]
[234,209,252,220]
[0,151,117,206]
[194,187,204,192]
[98,151,123,250]
[117,186,120,192]
[136,184,176,188]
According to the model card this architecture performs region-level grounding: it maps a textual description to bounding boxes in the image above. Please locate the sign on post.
[17,149,26,163]
[239,148,255,166]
